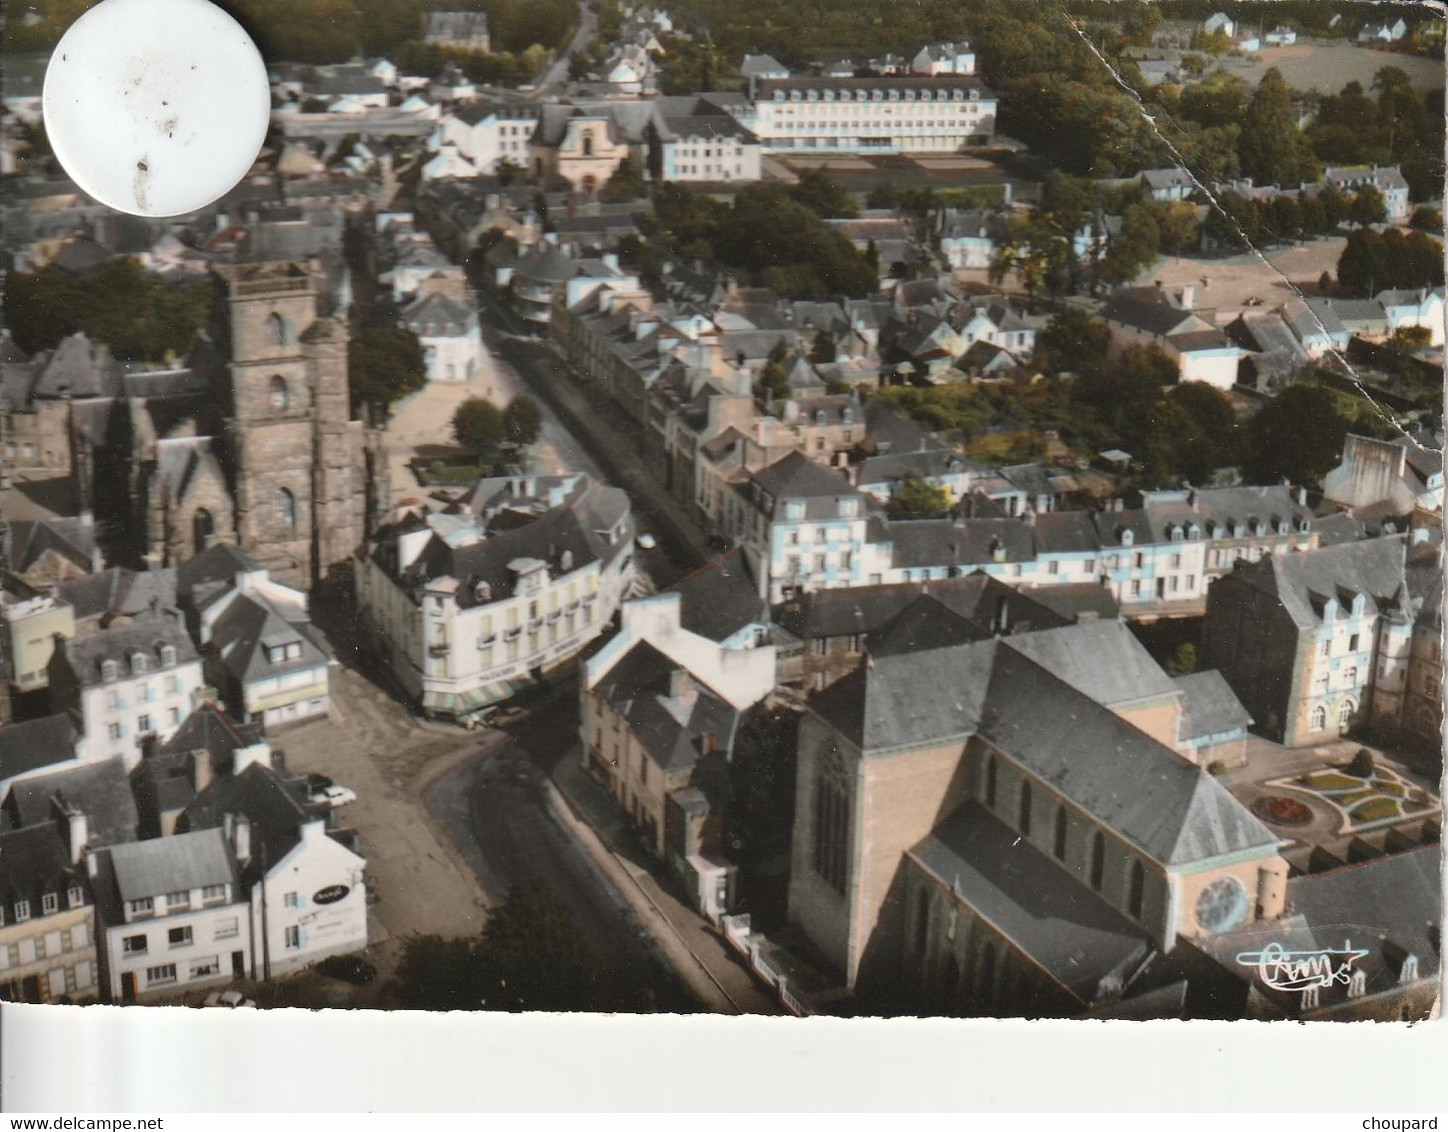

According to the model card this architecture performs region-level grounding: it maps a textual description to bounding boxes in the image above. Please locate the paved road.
[429,743,701,1013]
[531,0,597,96]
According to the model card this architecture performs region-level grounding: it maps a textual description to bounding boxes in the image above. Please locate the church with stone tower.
[138,260,382,588]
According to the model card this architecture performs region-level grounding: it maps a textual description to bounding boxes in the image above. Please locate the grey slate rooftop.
[104,827,237,906]
[909,800,1153,1005]
[0,715,79,785]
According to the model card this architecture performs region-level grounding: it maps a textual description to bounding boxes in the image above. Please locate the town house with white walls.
[356,474,636,719]
[178,761,368,979]
[178,544,333,729]
[1099,285,1242,390]
[91,828,250,1002]
[580,591,776,915]
[748,75,997,154]
[47,617,204,770]
[400,291,486,382]
[428,103,541,174]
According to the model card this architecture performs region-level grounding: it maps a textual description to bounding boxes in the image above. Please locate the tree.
[347,320,427,416]
[397,886,628,1012]
[599,156,647,203]
[568,50,592,80]
[887,476,953,520]
[1100,205,1160,286]
[503,395,543,446]
[1161,381,1239,484]
[809,330,836,365]
[1167,643,1199,676]
[1243,382,1350,485]
[1034,310,1111,376]
[1238,68,1319,187]
[452,397,506,456]
[1348,187,1387,228]
[788,168,859,219]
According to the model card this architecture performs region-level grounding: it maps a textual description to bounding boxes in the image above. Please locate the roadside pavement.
[546,747,782,1016]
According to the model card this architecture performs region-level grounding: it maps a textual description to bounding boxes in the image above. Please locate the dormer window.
[1400,955,1419,984]
[1253,520,1267,536]
[160,645,177,668]
[101,659,119,683]
[1188,524,1201,541]
[130,652,149,676]
[1169,525,1183,542]
[1347,968,1366,999]
[1120,528,1134,547]
[969,89,980,100]
[922,90,933,101]
[1351,593,1366,617]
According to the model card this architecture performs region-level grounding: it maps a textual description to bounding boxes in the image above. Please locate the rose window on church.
[1195,876,1250,935]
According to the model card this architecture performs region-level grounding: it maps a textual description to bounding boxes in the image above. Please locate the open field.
[1145,236,1347,317]
[1211,39,1444,94]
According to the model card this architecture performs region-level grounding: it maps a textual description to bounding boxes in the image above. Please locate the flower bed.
[1252,795,1312,826]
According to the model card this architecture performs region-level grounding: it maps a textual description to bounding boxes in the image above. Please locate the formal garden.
[1263,748,1441,834]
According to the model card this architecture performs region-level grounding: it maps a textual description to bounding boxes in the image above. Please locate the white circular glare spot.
[42,0,270,217]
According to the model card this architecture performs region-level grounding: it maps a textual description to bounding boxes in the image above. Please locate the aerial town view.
[0,0,1442,1026]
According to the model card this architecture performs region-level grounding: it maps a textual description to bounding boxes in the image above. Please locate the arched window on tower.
[268,312,294,346]
[193,508,215,556]
[581,129,595,157]
[278,487,297,535]
[268,375,289,412]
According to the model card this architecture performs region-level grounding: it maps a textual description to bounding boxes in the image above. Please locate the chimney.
[191,750,213,793]
[63,807,88,865]
[669,668,698,712]
[232,814,252,865]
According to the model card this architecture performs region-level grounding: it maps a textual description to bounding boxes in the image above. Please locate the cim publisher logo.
[312,884,350,905]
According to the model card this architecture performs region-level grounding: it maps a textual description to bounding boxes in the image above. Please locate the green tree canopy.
[789,169,860,219]
[1238,68,1320,187]
[3,259,215,361]
[503,395,543,446]
[1034,310,1112,376]
[453,397,506,456]
[1243,382,1351,485]
[887,476,954,520]
[397,886,631,1012]
[347,321,427,416]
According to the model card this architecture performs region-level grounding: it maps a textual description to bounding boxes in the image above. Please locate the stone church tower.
[214,261,372,587]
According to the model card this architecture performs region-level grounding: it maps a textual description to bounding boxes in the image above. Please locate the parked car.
[311,784,358,808]
[201,989,256,1008]
[636,533,657,550]
[316,954,377,986]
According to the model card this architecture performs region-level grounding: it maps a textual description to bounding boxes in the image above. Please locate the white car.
[313,785,358,808]
[637,533,657,550]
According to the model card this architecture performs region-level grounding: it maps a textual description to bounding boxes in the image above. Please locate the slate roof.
[1287,847,1441,994]
[29,333,120,399]
[996,619,1179,707]
[0,824,86,920]
[0,715,80,785]
[976,648,1279,865]
[61,616,198,687]
[208,589,331,686]
[1015,582,1120,623]
[666,549,766,642]
[179,762,331,884]
[1142,167,1194,192]
[3,516,98,575]
[57,566,178,625]
[890,517,1035,569]
[592,640,740,774]
[750,451,860,507]
[1100,291,1202,338]
[1220,534,1408,629]
[1173,670,1253,740]
[909,800,1153,1003]
[104,827,237,905]
[7,757,139,848]
[867,594,990,656]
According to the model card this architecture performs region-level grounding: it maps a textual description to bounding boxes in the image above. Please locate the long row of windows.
[985,754,1148,921]
[0,885,85,925]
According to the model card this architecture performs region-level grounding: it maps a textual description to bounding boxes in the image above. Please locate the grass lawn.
[1350,797,1403,824]
[1303,771,1363,791]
